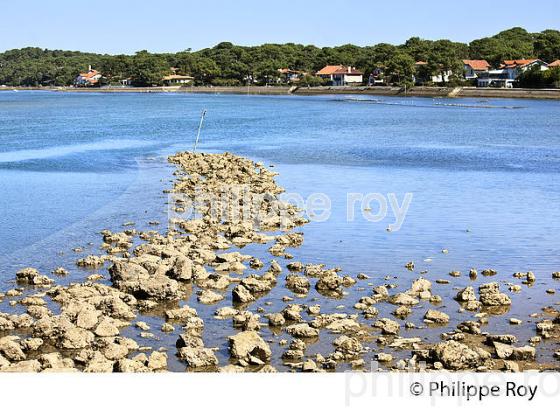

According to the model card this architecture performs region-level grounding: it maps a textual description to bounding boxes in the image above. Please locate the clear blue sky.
[1,0,558,54]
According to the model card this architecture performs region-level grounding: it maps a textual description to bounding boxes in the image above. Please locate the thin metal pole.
[193,109,207,153]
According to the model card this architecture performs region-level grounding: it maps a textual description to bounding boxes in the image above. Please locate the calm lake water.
[1,90,559,370]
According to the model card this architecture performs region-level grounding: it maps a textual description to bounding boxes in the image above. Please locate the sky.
[1,0,558,54]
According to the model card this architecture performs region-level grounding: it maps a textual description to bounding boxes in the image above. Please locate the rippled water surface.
[1,90,559,370]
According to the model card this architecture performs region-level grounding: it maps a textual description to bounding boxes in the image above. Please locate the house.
[162,74,194,86]
[277,68,305,83]
[316,65,363,86]
[549,60,560,68]
[413,61,452,84]
[476,69,514,88]
[499,59,548,80]
[368,67,385,85]
[463,60,491,79]
[74,66,102,87]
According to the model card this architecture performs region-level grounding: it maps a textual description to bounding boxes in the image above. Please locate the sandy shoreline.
[0,151,559,373]
[2,85,560,100]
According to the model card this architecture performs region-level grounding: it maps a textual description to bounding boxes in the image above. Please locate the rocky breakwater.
[1,152,560,372]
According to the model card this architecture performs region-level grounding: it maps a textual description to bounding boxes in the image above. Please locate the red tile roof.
[500,59,539,68]
[463,60,490,70]
[549,60,560,67]
[78,69,99,79]
[316,65,362,75]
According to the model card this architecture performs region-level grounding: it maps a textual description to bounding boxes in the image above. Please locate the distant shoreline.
[2,85,560,100]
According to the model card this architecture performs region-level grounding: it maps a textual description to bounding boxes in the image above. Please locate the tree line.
[1,27,559,87]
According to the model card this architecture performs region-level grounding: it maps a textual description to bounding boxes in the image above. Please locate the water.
[1,90,560,370]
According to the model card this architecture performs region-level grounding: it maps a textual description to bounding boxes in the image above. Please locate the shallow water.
[1,91,559,370]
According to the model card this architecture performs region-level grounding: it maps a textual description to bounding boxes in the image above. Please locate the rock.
[536,320,554,335]
[393,306,411,318]
[302,359,318,372]
[179,347,218,368]
[315,271,343,292]
[0,337,26,361]
[286,274,310,294]
[486,334,517,344]
[481,269,497,276]
[269,260,282,274]
[15,268,53,286]
[526,271,536,282]
[135,321,150,331]
[103,343,129,360]
[228,331,271,363]
[52,267,69,276]
[77,255,106,268]
[287,262,304,271]
[456,286,477,302]
[410,278,431,295]
[552,272,560,279]
[84,352,115,372]
[307,305,321,315]
[110,261,180,300]
[479,282,511,306]
[405,261,414,271]
[424,309,449,324]
[286,323,319,338]
[377,353,393,362]
[373,318,400,335]
[493,342,513,359]
[232,285,255,303]
[325,318,361,333]
[94,318,120,337]
[449,270,461,277]
[115,358,149,373]
[282,304,303,322]
[165,306,198,322]
[431,341,485,370]
[214,307,239,319]
[170,256,194,281]
[389,293,418,306]
[510,346,536,361]
[20,338,43,351]
[2,360,41,372]
[503,360,520,372]
[161,323,175,332]
[197,290,224,304]
[60,327,95,349]
[373,286,389,298]
[266,313,286,327]
[333,335,363,358]
[39,352,74,370]
[76,308,101,330]
[509,318,522,325]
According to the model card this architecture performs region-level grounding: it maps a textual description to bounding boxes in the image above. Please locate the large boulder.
[109,261,180,301]
[431,341,485,370]
[228,331,271,363]
[15,268,53,286]
[479,283,511,306]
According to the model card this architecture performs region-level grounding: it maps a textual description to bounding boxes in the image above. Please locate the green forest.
[1,27,559,87]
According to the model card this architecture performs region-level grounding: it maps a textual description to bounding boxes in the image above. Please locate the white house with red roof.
[74,66,102,87]
[316,65,363,86]
[500,59,548,80]
[463,60,491,79]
